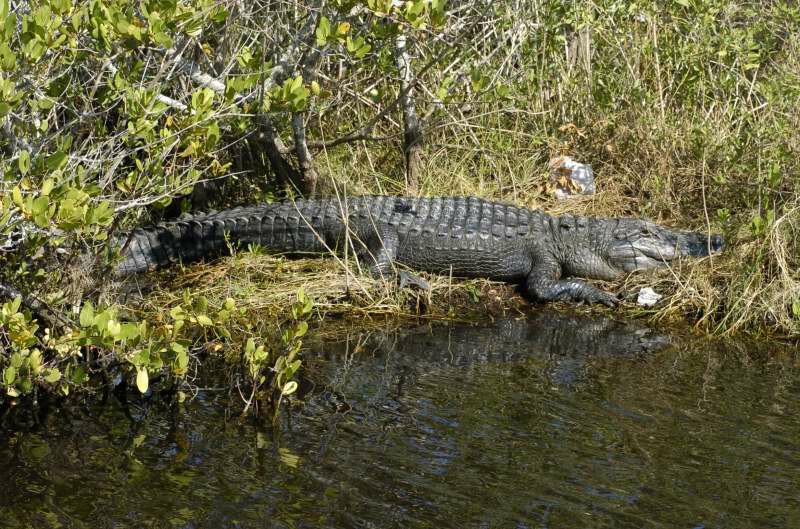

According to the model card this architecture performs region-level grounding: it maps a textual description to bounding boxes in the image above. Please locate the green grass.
[274,1,800,338]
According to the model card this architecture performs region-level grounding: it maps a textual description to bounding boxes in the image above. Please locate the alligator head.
[562,217,724,281]
[605,219,724,275]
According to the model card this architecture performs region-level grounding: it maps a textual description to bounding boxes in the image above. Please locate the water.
[1,310,799,528]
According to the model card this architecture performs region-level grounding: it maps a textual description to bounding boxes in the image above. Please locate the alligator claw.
[598,293,619,307]
[579,286,618,307]
[398,270,430,291]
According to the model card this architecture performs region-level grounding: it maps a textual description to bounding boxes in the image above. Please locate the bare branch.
[292,14,483,156]
[394,32,423,191]
[164,46,227,93]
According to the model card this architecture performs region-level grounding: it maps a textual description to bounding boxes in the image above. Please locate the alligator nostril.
[710,234,724,252]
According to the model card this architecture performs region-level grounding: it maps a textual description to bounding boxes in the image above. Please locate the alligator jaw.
[607,220,724,274]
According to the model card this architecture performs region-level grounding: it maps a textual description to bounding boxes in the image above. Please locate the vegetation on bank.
[1,0,799,410]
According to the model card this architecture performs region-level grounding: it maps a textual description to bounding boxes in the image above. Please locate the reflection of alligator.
[318,311,670,367]
[116,196,723,305]
[310,310,672,409]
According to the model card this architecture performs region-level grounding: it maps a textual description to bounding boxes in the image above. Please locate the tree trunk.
[394,33,423,193]
[258,116,303,192]
[291,112,320,196]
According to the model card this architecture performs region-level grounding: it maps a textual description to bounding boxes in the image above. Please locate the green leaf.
[71,365,87,385]
[29,349,43,373]
[191,88,214,113]
[51,0,72,15]
[170,306,185,320]
[18,378,32,393]
[44,368,61,383]
[106,319,122,337]
[89,201,114,226]
[31,196,49,215]
[18,151,30,175]
[346,36,371,59]
[79,301,94,327]
[195,314,213,326]
[118,323,140,340]
[11,186,23,207]
[195,296,208,314]
[0,43,17,71]
[175,348,189,371]
[294,320,308,338]
[184,18,203,37]
[136,367,148,393]
[206,121,220,147]
[315,16,331,46]
[46,151,68,171]
[23,37,46,61]
[132,349,149,367]
[41,179,54,196]
[285,359,301,377]
[9,296,21,313]
[10,353,22,368]
[33,4,51,26]
[3,366,16,386]
[282,380,298,396]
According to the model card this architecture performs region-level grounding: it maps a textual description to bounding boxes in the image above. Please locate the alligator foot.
[576,286,618,307]
[533,280,618,307]
[398,270,430,291]
[526,263,619,307]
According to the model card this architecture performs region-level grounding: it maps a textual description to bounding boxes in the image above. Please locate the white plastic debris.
[637,287,663,307]
[549,156,595,200]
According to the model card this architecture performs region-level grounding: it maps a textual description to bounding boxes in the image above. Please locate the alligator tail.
[113,200,343,275]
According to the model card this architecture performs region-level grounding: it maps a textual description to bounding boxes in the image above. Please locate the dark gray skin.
[115,196,724,306]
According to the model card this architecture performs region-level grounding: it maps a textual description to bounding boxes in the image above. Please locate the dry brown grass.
[137,251,530,331]
[168,192,799,338]
[618,203,800,338]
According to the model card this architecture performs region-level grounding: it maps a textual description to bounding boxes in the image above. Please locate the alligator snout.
[608,221,724,275]
[682,232,724,257]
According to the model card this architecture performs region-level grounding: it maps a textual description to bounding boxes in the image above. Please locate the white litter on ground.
[637,287,663,307]
[549,156,595,200]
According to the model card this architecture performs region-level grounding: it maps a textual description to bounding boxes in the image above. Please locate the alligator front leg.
[525,261,618,307]
[362,228,430,290]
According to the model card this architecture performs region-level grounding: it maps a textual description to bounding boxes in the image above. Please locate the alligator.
[114,196,723,306]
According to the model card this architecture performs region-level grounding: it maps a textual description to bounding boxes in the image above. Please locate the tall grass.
[296,1,800,337]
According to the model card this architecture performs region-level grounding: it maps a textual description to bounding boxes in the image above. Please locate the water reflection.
[0,309,798,529]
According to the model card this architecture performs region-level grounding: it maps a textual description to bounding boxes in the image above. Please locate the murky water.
[1,310,799,528]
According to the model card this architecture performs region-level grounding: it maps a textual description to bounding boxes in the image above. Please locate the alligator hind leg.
[361,228,430,290]
[525,261,617,307]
